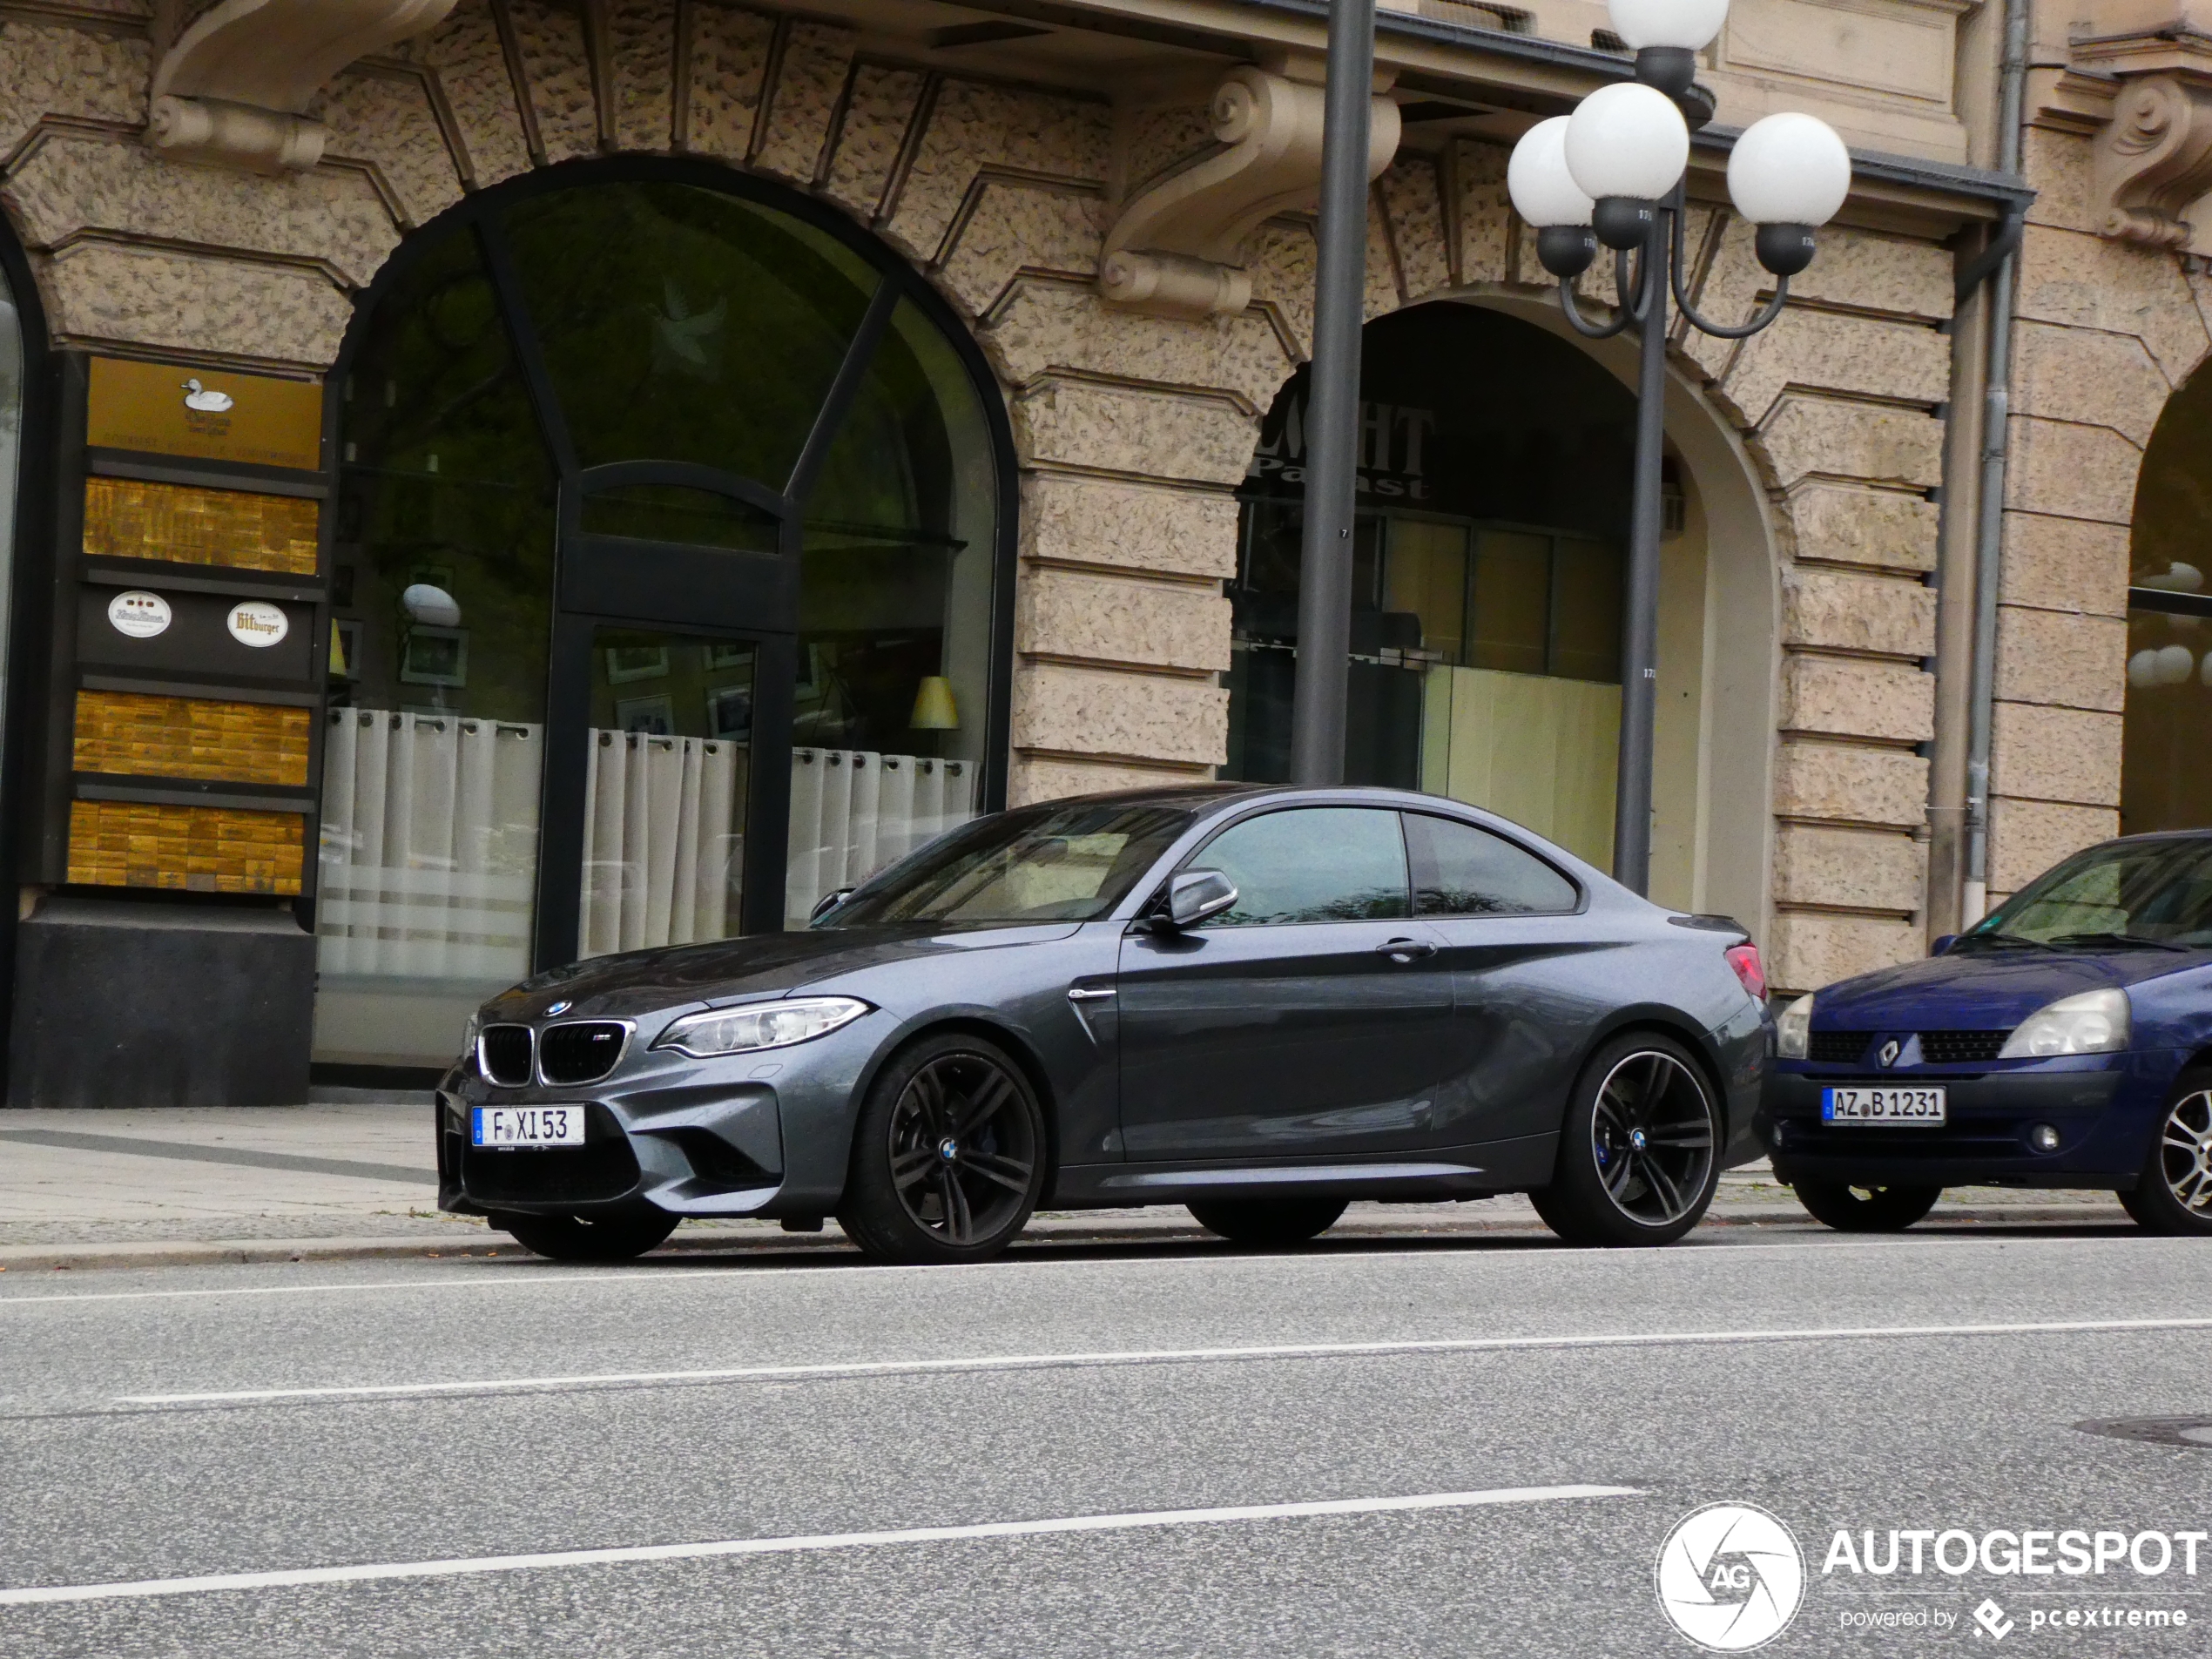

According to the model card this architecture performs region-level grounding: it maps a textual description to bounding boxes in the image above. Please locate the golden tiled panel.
[73,691,312,786]
[83,476,319,574]
[68,800,304,894]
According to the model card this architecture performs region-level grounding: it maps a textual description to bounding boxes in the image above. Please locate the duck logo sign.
[1656,1502,1805,1651]
[181,376,234,414]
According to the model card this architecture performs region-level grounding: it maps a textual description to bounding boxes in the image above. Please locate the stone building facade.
[1,0,2179,1100]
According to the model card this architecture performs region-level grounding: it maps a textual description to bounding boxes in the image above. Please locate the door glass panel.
[1404,813,1579,916]
[579,483,780,551]
[502,184,880,486]
[314,225,556,1069]
[786,300,996,925]
[578,628,754,960]
[1191,808,1411,926]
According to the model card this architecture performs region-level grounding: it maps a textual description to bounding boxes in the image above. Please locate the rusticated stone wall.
[1980,123,2210,907]
[1,0,1979,989]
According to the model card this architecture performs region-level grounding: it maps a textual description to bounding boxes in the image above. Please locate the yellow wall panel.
[74,691,312,786]
[68,800,305,895]
[83,476,319,575]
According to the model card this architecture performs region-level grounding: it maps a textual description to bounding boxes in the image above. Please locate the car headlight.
[652,996,872,1058]
[1775,993,1814,1059]
[460,1010,482,1057]
[1998,988,2130,1059]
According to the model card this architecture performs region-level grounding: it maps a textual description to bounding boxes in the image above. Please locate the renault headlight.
[1998,988,2129,1059]
[1775,993,1814,1059]
[653,996,872,1058]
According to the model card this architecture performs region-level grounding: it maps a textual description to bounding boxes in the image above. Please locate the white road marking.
[113,1314,2212,1406]
[0,1485,1640,1607]
[0,1230,2176,1311]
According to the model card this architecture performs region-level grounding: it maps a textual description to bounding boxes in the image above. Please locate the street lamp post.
[1508,0,1851,895]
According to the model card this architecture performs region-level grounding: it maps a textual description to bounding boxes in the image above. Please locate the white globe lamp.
[1727,111,1852,274]
[1565,82,1691,247]
[1508,117,1599,275]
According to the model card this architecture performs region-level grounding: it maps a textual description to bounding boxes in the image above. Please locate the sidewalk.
[0,1103,2136,1271]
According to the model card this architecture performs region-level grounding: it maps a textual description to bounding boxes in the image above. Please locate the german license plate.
[1821,1087,1946,1126]
[471,1105,585,1148]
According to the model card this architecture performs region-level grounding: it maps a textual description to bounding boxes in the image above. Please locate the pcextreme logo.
[1656,1502,1807,1651]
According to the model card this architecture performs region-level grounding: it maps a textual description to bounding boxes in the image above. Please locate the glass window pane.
[502,184,880,484]
[1194,807,1410,926]
[579,483,779,551]
[1550,536,1622,682]
[1467,529,1548,675]
[2121,608,2212,833]
[1382,519,1469,662]
[786,300,997,926]
[578,628,752,960]
[315,224,556,1069]
[0,255,20,738]
[1405,813,1578,916]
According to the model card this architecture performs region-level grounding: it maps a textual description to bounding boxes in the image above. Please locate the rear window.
[1404,813,1578,916]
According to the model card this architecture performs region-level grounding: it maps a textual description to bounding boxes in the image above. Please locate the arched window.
[314,164,1013,1069]
[2125,366,2212,833]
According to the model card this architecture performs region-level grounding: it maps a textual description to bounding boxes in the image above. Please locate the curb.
[0,1203,2138,1273]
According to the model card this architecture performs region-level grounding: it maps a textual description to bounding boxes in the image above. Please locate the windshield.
[820,801,1195,927]
[1962,837,2212,950]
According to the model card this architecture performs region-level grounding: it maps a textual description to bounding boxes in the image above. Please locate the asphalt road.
[1,1226,2209,1656]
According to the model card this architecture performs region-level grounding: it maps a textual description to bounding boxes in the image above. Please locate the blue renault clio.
[1762,831,2212,1235]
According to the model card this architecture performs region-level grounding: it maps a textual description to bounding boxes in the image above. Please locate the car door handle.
[1067,985,1117,1001]
[1377,938,1436,963]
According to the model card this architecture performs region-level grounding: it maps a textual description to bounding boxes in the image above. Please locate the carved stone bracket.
[1100,63,1402,321]
[2093,72,2212,246]
[149,0,458,172]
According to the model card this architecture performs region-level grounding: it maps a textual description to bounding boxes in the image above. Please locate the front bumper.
[435,1015,886,1220]
[1760,1053,2175,1188]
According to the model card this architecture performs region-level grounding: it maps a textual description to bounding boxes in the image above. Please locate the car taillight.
[1724,941,1766,1001]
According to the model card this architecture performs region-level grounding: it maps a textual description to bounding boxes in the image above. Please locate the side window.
[1194,807,1410,926]
[1404,813,1578,917]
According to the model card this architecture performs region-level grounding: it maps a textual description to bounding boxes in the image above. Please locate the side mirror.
[1930,934,1956,957]
[808,887,855,925]
[1163,868,1238,929]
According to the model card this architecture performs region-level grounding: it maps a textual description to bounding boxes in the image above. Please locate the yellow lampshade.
[909,675,959,730]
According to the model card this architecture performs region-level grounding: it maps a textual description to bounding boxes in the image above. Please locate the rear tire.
[1187,1197,1348,1245]
[2121,1071,2212,1236]
[496,1208,678,1262]
[1532,1032,1721,1247]
[1791,1181,1942,1232]
[836,1032,1048,1265]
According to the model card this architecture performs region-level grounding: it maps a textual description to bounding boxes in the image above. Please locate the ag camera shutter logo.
[1656,1501,1805,1651]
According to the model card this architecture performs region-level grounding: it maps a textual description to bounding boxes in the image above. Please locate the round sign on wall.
[107,590,172,639]
[227,600,289,649]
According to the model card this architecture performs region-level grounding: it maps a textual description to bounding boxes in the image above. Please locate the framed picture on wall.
[398,625,467,687]
[707,684,752,741]
[606,644,670,684]
[615,694,675,736]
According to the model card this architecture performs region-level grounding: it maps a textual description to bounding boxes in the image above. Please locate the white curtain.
[785,750,976,926]
[577,730,743,960]
[316,710,542,982]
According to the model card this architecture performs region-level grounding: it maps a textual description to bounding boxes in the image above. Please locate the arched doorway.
[313,162,1015,1069]
[2125,364,2212,832]
[1225,300,1773,921]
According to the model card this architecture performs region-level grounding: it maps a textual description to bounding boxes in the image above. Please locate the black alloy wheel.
[1530,1032,1721,1247]
[1187,1197,1349,1245]
[2118,1071,2212,1237]
[838,1032,1048,1264]
[495,1207,678,1262]
[1791,1181,1943,1232]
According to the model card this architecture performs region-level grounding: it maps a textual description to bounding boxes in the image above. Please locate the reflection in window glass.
[0,257,21,745]
[1969,837,2212,947]
[785,299,997,925]
[503,184,878,485]
[1405,813,1577,916]
[315,226,556,1069]
[1196,808,1411,926]
[2125,362,2212,833]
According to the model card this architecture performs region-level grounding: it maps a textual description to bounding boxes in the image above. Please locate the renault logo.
[1878,1039,1902,1068]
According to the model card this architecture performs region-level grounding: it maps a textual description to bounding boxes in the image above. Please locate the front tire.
[1791,1181,1942,1232]
[837,1033,1048,1265]
[2121,1072,2212,1236]
[1530,1032,1721,1247]
[496,1208,678,1262]
[1188,1197,1348,1245]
